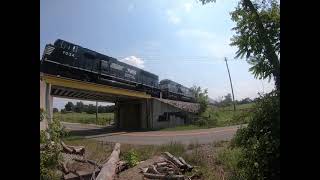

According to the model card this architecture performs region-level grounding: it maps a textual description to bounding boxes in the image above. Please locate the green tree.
[233,91,279,179]
[74,101,84,113]
[223,93,233,106]
[65,102,74,112]
[240,97,253,104]
[53,108,59,113]
[198,1,280,179]
[190,85,209,114]
[200,0,280,90]
[86,104,96,114]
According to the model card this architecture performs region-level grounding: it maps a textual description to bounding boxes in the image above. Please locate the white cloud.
[120,56,145,69]
[166,10,181,25]
[183,3,193,12]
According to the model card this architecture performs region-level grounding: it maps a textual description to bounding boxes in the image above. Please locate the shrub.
[40,130,48,144]
[232,91,280,180]
[230,110,252,125]
[47,117,68,142]
[194,117,209,127]
[40,141,62,180]
[123,150,140,167]
[193,112,218,127]
[40,117,67,180]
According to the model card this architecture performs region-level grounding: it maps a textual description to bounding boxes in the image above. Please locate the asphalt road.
[62,122,244,145]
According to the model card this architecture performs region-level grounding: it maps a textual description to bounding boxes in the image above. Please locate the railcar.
[159,79,195,102]
[40,39,160,96]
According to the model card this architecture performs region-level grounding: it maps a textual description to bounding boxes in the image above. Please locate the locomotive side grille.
[45,46,55,55]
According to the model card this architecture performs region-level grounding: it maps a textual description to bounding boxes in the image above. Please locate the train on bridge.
[40,39,196,102]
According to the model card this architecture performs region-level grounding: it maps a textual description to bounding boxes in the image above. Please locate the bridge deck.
[41,73,151,101]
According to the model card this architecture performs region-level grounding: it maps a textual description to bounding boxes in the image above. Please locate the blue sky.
[40,0,274,110]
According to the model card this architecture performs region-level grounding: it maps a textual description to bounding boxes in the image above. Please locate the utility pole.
[96,101,98,124]
[225,57,236,111]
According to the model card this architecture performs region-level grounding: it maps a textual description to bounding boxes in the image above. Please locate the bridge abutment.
[40,78,53,130]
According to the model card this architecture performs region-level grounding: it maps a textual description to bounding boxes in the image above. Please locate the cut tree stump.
[163,152,185,168]
[178,157,193,171]
[95,143,121,180]
[61,141,85,155]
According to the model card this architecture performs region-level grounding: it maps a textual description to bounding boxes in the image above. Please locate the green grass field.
[205,103,254,126]
[54,103,253,129]
[161,103,254,131]
[53,112,114,126]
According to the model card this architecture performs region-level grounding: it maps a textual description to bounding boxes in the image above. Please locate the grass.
[203,104,253,127]
[216,146,245,179]
[215,103,255,111]
[63,137,114,163]
[54,112,114,126]
[63,137,185,163]
[160,103,254,131]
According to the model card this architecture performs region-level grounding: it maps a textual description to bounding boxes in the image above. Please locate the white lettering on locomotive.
[62,51,75,57]
[110,63,124,71]
[126,68,136,75]
[125,73,135,80]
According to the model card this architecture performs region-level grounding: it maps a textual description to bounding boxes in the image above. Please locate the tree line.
[53,101,115,114]
[211,93,257,107]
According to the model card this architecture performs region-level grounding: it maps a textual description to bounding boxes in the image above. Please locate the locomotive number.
[62,51,75,57]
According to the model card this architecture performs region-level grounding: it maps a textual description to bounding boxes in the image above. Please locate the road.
[62,122,244,145]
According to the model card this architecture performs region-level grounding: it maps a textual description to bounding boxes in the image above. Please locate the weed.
[123,150,140,167]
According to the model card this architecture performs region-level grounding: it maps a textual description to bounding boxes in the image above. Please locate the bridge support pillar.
[40,78,53,130]
[114,102,120,129]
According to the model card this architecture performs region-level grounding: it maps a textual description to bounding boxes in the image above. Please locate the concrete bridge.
[40,73,200,131]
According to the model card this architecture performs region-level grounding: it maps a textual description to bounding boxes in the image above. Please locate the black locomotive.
[159,79,195,102]
[40,39,195,102]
